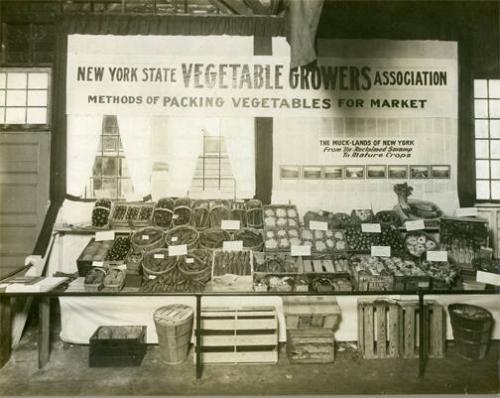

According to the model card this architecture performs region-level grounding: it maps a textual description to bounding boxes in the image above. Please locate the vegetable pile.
[141,265,207,292]
[131,227,164,251]
[192,200,210,229]
[264,227,301,250]
[234,229,263,250]
[164,225,199,248]
[263,205,299,228]
[103,268,126,289]
[199,228,230,249]
[105,236,131,261]
[246,199,263,228]
[142,249,178,274]
[153,198,174,228]
[79,240,113,262]
[301,229,348,252]
[404,232,437,257]
[212,250,252,277]
[173,197,192,226]
[84,267,107,285]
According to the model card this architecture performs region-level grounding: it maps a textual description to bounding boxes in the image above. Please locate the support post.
[38,296,50,369]
[418,290,426,377]
[195,294,202,379]
[0,296,12,368]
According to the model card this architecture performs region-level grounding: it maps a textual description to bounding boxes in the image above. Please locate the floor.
[0,309,498,396]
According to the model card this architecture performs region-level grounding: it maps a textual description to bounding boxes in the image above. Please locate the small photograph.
[388,165,409,179]
[280,165,301,179]
[366,165,387,179]
[344,165,365,179]
[410,165,430,179]
[303,166,322,179]
[323,166,343,179]
[431,165,451,179]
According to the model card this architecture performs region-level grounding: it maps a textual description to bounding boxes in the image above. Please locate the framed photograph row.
[280,165,451,180]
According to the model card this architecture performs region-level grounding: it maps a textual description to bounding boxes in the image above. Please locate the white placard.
[92,261,104,267]
[221,220,241,230]
[223,240,243,251]
[171,236,178,242]
[172,214,179,219]
[426,251,448,262]
[371,246,391,257]
[291,245,311,256]
[186,258,194,264]
[309,221,328,231]
[455,207,478,217]
[148,275,157,280]
[154,254,165,259]
[405,219,425,231]
[115,264,127,270]
[476,270,500,287]
[362,223,381,233]
[142,234,149,240]
[418,281,430,288]
[168,244,187,256]
[95,231,114,241]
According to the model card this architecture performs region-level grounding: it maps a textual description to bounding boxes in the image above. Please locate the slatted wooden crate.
[357,299,401,359]
[195,306,278,364]
[283,296,341,329]
[399,300,445,358]
[286,328,335,363]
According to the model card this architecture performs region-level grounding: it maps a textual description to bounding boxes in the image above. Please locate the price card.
[405,219,425,231]
[426,251,448,262]
[455,207,478,217]
[142,235,150,240]
[291,245,311,256]
[476,270,500,287]
[148,275,157,280]
[92,261,104,267]
[168,244,187,256]
[361,223,381,233]
[116,264,127,271]
[186,258,194,264]
[153,253,165,259]
[221,220,241,230]
[418,281,430,288]
[371,246,391,257]
[223,240,243,251]
[172,214,179,219]
[95,231,115,241]
[171,237,178,242]
[309,221,328,231]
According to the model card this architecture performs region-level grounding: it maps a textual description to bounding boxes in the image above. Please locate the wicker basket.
[131,226,165,252]
[153,207,174,228]
[164,225,199,250]
[234,228,264,252]
[178,249,212,282]
[199,228,231,250]
[142,248,178,280]
[173,205,193,227]
[103,267,126,292]
[246,199,264,229]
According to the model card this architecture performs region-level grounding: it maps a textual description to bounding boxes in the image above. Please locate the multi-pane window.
[474,79,500,201]
[190,128,235,197]
[86,115,133,199]
[0,68,50,126]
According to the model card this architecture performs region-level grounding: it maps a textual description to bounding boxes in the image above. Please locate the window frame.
[0,66,52,131]
[473,77,500,203]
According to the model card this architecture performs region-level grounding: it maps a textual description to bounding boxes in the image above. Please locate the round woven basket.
[172,205,193,226]
[199,228,230,250]
[142,248,178,280]
[164,225,199,249]
[131,226,165,252]
[153,207,174,228]
[178,249,211,282]
[235,228,263,251]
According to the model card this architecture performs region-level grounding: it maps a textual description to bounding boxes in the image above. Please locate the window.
[474,79,500,201]
[190,127,235,198]
[85,115,134,199]
[0,68,51,126]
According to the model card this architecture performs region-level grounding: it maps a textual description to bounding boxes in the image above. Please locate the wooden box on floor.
[357,299,401,359]
[195,306,278,364]
[399,300,445,358]
[283,296,341,329]
[286,328,335,363]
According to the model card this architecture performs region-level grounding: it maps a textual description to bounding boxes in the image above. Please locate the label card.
[148,275,157,280]
[455,207,478,217]
[418,281,430,288]
[116,264,127,271]
[223,240,243,251]
[168,244,187,256]
[171,236,178,242]
[362,223,381,233]
[371,246,391,257]
[405,219,425,231]
[142,235,150,240]
[154,254,165,259]
[426,251,448,262]
[221,220,241,230]
[309,221,328,231]
[476,270,500,287]
[172,214,179,219]
[291,245,311,256]
[92,261,104,267]
[95,231,115,241]
[186,258,194,264]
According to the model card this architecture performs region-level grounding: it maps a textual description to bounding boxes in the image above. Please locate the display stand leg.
[418,290,426,378]
[38,296,50,369]
[195,294,202,379]
[0,296,12,368]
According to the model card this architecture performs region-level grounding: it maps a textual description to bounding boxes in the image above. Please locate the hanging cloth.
[66,115,102,197]
[117,115,153,198]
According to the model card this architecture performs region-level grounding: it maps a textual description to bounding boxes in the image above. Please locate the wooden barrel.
[153,304,194,364]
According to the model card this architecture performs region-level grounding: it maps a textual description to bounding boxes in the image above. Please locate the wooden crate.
[283,296,341,329]
[286,328,335,363]
[195,306,278,364]
[357,299,401,359]
[399,300,445,359]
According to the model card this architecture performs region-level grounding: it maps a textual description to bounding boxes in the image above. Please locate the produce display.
[404,231,437,257]
[199,228,231,249]
[178,249,212,283]
[264,227,301,251]
[141,266,207,292]
[164,225,199,249]
[212,250,252,277]
[254,253,301,273]
[345,224,403,252]
[263,205,300,228]
[92,199,112,227]
[84,267,107,286]
[173,197,192,226]
[209,201,231,228]
[301,228,348,252]
[230,201,247,227]
[350,209,375,223]
[103,268,126,291]
[153,198,174,228]
[253,274,310,292]
[125,250,143,274]
[419,260,459,287]
[393,183,443,226]
[192,200,210,229]
[246,199,264,228]
[105,236,131,261]
[95,325,143,340]
[109,202,155,228]
[131,227,164,251]
[234,228,263,251]
[142,248,179,276]
[78,239,113,262]
[375,210,401,226]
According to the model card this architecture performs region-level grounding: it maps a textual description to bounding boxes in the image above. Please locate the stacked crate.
[284,296,341,363]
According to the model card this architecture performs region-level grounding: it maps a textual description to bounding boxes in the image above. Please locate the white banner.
[67,36,457,118]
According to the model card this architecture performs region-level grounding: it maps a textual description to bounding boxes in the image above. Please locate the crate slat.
[197,350,278,363]
[286,328,335,363]
[201,334,277,347]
